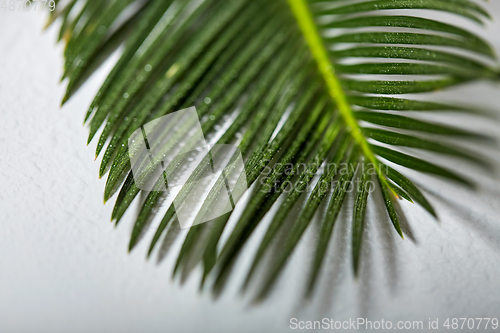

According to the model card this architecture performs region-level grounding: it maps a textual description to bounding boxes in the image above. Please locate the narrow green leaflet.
[352,162,371,276]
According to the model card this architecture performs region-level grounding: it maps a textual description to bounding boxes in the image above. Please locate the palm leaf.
[53,0,499,300]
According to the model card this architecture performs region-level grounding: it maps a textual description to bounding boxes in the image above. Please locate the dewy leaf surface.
[53,0,499,300]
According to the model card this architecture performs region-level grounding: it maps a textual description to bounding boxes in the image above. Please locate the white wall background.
[1,2,500,333]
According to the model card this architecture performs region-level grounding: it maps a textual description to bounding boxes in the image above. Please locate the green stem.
[286,0,394,194]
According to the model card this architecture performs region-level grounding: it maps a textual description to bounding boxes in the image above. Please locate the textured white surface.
[1,5,500,333]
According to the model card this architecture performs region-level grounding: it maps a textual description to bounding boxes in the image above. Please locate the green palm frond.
[52,0,499,300]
